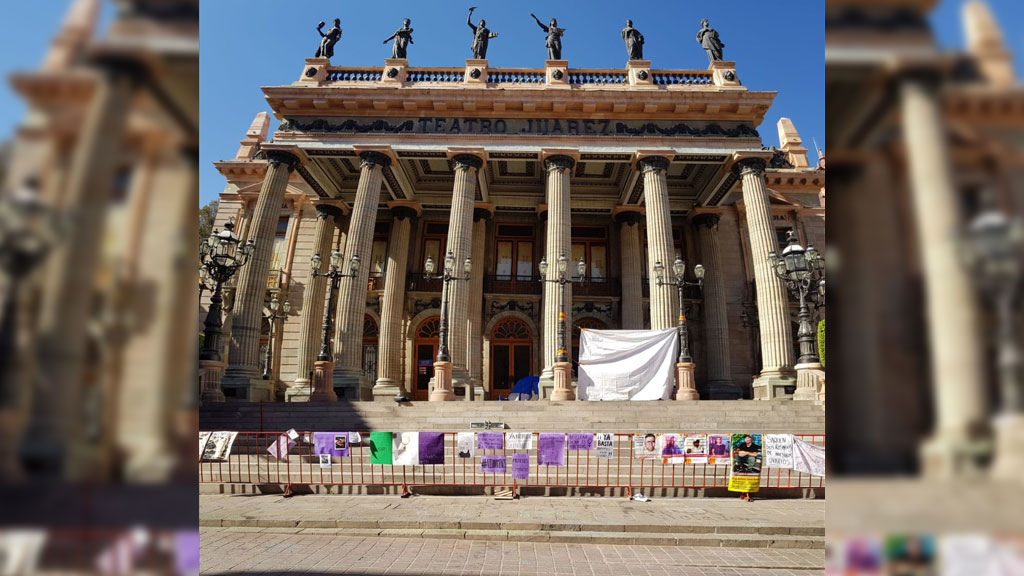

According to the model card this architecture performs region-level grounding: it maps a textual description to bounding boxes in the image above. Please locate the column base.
[706,380,743,400]
[751,371,796,400]
[372,378,405,401]
[285,379,313,403]
[199,359,226,404]
[919,430,991,478]
[470,379,485,402]
[220,365,261,401]
[332,365,366,401]
[311,360,338,402]
[990,414,1024,480]
[551,362,575,401]
[794,363,824,402]
[430,361,456,401]
[451,366,471,400]
[675,362,699,401]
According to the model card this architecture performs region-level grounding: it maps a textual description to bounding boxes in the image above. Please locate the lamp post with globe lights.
[309,250,359,401]
[654,257,705,400]
[768,230,826,401]
[423,250,471,401]
[538,252,585,401]
[262,294,291,391]
[198,220,254,404]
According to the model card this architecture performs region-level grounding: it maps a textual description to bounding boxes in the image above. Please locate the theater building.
[203,55,825,404]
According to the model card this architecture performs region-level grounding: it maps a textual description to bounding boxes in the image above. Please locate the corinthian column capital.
[731,155,769,177]
[452,153,485,172]
[359,150,392,170]
[544,154,576,173]
[636,155,671,174]
[692,213,721,229]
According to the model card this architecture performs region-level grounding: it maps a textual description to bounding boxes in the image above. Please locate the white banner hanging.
[577,328,678,401]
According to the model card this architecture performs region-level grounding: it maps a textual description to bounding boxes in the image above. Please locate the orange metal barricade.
[199,432,825,494]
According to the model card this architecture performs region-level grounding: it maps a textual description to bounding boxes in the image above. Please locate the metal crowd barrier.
[199,432,825,497]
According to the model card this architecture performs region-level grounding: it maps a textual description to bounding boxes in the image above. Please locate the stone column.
[540,154,575,388]
[901,74,987,475]
[467,206,492,400]
[333,150,390,399]
[733,154,796,398]
[221,150,300,401]
[288,204,340,401]
[373,203,418,400]
[639,155,677,330]
[614,208,644,330]
[441,152,484,395]
[694,213,737,399]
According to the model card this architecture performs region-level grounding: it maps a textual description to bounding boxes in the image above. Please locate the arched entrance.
[362,314,379,384]
[573,318,608,378]
[414,317,440,401]
[490,317,533,399]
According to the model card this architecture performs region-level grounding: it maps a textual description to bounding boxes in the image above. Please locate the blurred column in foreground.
[694,213,738,399]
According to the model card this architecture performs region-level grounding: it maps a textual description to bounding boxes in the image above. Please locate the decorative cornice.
[637,155,671,174]
[731,156,767,177]
[359,150,392,169]
[692,213,720,229]
[544,155,575,173]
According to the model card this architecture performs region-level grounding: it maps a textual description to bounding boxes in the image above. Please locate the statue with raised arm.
[530,13,564,60]
[467,7,498,59]
[696,18,724,63]
[315,18,342,60]
[621,20,644,60]
[382,18,414,59]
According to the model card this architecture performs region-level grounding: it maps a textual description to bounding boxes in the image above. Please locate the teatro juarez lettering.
[277,117,760,138]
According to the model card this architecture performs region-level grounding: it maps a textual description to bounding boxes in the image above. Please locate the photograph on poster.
[202,431,238,461]
[731,433,762,475]
[633,433,660,459]
[684,433,709,465]
[457,432,475,458]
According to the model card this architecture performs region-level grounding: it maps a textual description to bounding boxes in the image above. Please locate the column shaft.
[616,213,644,329]
[222,152,297,400]
[541,156,574,382]
[442,155,482,391]
[374,209,413,398]
[640,157,677,330]
[735,157,795,394]
[467,213,489,400]
[290,205,338,400]
[694,214,736,398]
[333,152,389,398]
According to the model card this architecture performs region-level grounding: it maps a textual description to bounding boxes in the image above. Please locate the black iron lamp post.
[310,250,359,361]
[262,294,291,380]
[768,230,825,366]
[654,257,705,363]
[424,250,471,364]
[199,220,254,403]
[962,200,1024,477]
[538,252,586,363]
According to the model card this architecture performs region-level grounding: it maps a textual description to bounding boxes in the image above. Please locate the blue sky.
[0,1,1019,206]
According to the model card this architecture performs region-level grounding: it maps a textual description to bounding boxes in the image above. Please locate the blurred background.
[0,0,197,573]
[827,0,1024,571]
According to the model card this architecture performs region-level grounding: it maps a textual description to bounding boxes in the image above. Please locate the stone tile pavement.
[200,529,824,575]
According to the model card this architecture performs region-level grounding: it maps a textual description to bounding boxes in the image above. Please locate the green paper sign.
[370,432,394,465]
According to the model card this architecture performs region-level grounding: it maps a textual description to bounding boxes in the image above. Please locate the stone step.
[217,525,823,549]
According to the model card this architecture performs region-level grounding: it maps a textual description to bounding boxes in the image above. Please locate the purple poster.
[477,432,504,450]
[480,455,506,474]
[266,435,295,460]
[538,433,566,467]
[418,432,445,465]
[312,432,350,457]
[567,433,594,451]
[512,453,530,480]
[174,531,200,576]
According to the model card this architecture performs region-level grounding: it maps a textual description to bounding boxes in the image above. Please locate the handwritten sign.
[511,453,530,480]
[595,433,614,459]
[476,432,503,450]
[763,434,795,469]
[567,433,594,451]
[481,455,506,474]
[507,432,532,450]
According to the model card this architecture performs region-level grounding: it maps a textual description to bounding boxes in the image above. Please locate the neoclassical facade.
[204,56,825,403]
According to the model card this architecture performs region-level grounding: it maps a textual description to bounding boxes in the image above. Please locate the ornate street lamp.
[262,293,291,381]
[654,257,705,401]
[424,250,471,401]
[198,220,254,404]
[538,253,585,401]
[961,201,1024,478]
[309,250,359,401]
[768,230,825,366]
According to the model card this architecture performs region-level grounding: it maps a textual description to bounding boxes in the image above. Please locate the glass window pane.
[424,240,440,271]
[371,240,388,276]
[496,241,513,279]
[516,241,532,280]
[591,244,606,280]
[571,244,586,278]
[493,345,511,389]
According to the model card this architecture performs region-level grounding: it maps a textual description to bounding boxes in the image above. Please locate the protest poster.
[393,432,419,465]
[595,433,614,459]
[418,432,445,465]
[370,432,393,465]
[845,537,882,574]
[456,432,475,458]
[477,432,503,451]
[660,434,684,461]
[348,432,361,444]
[707,434,730,464]
[538,433,566,466]
[202,431,238,461]
[727,433,762,493]
[266,434,295,461]
[198,432,211,459]
[480,455,506,474]
[567,433,594,451]
[792,437,826,477]
[683,433,708,465]
[632,433,660,459]
[318,454,332,469]
[312,432,350,457]
[511,453,530,480]
[763,434,795,469]
[506,432,533,450]
[286,428,299,441]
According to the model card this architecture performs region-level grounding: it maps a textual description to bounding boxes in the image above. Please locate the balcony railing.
[651,71,713,86]
[404,68,465,83]
[567,69,628,85]
[640,278,704,300]
[367,274,385,292]
[320,66,717,88]
[489,69,546,85]
[484,275,542,295]
[575,278,620,298]
[406,273,442,293]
